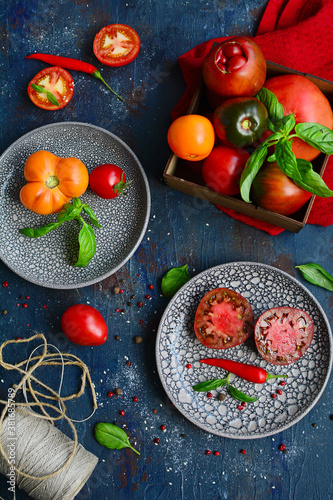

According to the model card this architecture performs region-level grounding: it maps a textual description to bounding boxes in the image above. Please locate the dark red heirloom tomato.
[194,288,254,350]
[263,75,333,161]
[28,66,74,110]
[254,306,314,365]
[251,161,312,216]
[93,24,140,67]
[89,164,131,199]
[202,145,250,196]
[202,37,266,99]
[213,97,268,148]
[61,304,108,346]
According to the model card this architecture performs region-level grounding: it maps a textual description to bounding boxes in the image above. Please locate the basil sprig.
[240,87,333,202]
[94,422,140,455]
[30,83,59,106]
[161,264,191,298]
[296,263,333,291]
[20,197,101,267]
[193,373,258,403]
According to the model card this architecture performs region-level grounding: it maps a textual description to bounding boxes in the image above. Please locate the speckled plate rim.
[0,122,151,289]
[156,261,333,439]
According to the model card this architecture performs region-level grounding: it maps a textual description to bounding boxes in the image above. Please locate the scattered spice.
[240,449,246,455]
[115,335,120,340]
[126,361,132,367]
[139,319,143,324]
[119,410,125,416]
[134,336,143,344]
[207,392,213,399]
[180,433,186,438]
[330,414,333,420]
[138,301,143,307]
[277,389,283,395]
[133,396,138,402]
[214,451,220,456]
[43,304,48,309]
[113,286,120,294]
[116,308,122,313]
[2,310,7,315]
[154,438,160,444]
[152,409,157,414]
[279,444,286,451]
[217,393,226,401]
[127,302,133,307]
[271,393,277,399]
[160,425,166,431]
[241,402,247,407]
[237,405,244,411]
[280,381,286,386]
[148,284,154,290]
[312,423,317,427]
[114,388,122,396]
[16,337,21,341]
[145,294,151,300]
[22,303,28,308]
[119,289,124,294]
[205,450,211,455]
[2,281,8,287]
[25,296,30,299]
[186,363,192,369]
[107,391,113,397]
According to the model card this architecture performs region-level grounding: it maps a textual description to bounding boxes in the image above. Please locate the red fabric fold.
[172,0,333,235]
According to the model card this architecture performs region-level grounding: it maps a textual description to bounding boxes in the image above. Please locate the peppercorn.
[115,388,122,396]
[115,335,120,340]
[134,336,143,344]
[217,393,226,401]
[113,286,120,294]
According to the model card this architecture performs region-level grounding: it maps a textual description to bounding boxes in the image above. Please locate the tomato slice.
[93,24,140,67]
[27,66,74,110]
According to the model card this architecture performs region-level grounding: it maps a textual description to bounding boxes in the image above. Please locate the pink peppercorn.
[280,381,286,386]
[240,449,246,455]
[107,391,113,397]
[138,301,143,307]
[116,308,122,312]
[207,392,213,399]
[119,410,125,416]
[22,303,28,308]
[277,389,283,395]
[148,285,154,290]
[205,450,211,455]
[43,304,48,309]
[145,294,151,300]
[160,425,166,431]
[119,289,124,294]
[133,396,138,402]
[214,451,220,456]
[2,281,8,287]
[186,364,192,369]
[271,393,277,399]
[279,444,286,451]
[237,405,244,410]
[126,361,132,367]
[154,438,160,444]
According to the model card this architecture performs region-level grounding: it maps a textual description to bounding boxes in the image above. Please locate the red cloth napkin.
[172,0,333,235]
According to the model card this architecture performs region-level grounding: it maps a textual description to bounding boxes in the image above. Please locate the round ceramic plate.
[0,122,150,289]
[156,262,333,439]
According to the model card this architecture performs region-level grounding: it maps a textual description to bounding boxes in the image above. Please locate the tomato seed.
[280,381,286,386]
[2,281,8,287]
[214,451,220,456]
[207,392,213,399]
[107,391,113,397]
[186,363,192,369]
[133,396,138,402]
[119,410,125,416]
[154,438,160,444]
[240,449,246,455]
[205,450,211,455]
[279,444,286,451]
[271,393,277,399]
[160,425,166,431]
[277,389,283,395]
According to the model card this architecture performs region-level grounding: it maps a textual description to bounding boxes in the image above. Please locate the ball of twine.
[0,333,99,500]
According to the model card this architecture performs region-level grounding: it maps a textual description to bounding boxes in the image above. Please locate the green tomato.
[213,97,268,148]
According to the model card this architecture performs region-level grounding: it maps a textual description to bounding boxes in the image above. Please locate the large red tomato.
[264,75,333,161]
[202,37,266,99]
[202,145,250,196]
[251,161,312,216]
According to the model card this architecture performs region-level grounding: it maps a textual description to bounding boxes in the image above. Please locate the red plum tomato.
[254,306,314,365]
[89,164,131,199]
[61,304,108,346]
[28,66,74,110]
[202,37,266,98]
[263,75,333,161]
[202,145,250,196]
[194,288,254,350]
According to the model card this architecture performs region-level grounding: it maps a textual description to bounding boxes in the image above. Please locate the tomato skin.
[213,97,268,148]
[254,306,314,365]
[27,66,74,110]
[251,161,312,216]
[202,145,249,196]
[93,24,140,67]
[194,288,254,350]
[20,150,89,214]
[61,304,108,346]
[167,115,215,161]
[263,75,333,161]
[89,164,128,199]
[202,37,266,98]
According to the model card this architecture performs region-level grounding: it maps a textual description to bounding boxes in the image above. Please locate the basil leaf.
[20,222,62,238]
[94,422,140,455]
[82,204,102,228]
[30,83,59,106]
[192,378,227,392]
[274,114,295,135]
[57,205,82,223]
[267,119,275,132]
[240,144,268,203]
[74,219,96,267]
[296,263,333,291]
[275,138,301,180]
[255,87,284,125]
[161,264,191,298]
[295,122,333,155]
[228,384,258,403]
[267,153,276,162]
[292,159,333,197]
[72,197,82,208]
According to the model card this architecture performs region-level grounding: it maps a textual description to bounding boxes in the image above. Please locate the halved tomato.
[194,288,254,350]
[93,24,140,67]
[27,66,74,110]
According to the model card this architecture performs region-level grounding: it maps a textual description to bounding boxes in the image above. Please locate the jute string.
[0,333,99,499]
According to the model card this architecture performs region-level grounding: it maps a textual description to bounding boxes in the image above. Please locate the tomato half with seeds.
[27,66,74,110]
[194,288,254,350]
[254,307,314,366]
[61,304,108,346]
[93,24,140,67]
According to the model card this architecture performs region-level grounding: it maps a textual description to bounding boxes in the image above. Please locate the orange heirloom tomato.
[20,150,89,215]
[167,115,215,161]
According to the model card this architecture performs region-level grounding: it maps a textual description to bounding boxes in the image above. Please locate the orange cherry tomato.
[20,150,89,215]
[167,115,215,161]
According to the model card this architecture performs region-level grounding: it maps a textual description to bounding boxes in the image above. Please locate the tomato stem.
[92,70,124,102]
[45,175,60,189]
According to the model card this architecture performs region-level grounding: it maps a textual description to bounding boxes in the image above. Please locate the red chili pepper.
[25,53,123,101]
[200,358,287,384]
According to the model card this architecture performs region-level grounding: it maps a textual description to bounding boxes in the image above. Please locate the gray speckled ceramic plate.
[0,122,150,289]
[156,262,333,439]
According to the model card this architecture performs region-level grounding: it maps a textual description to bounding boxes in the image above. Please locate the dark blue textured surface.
[1,1,333,499]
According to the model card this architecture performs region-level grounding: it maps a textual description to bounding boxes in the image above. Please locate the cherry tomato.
[254,306,314,365]
[61,304,108,346]
[93,24,140,67]
[202,145,250,196]
[89,164,131,199]
[194,288,254,350]
[263,75,333,161]
[20,150,89,214]
[167,115,215,161]
[27,66,74,110]
[203,37,266,99]
[251,161,312,216]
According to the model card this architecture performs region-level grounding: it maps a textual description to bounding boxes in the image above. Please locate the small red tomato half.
[93,24,140,67]
[89,164,132,199]
[61,304,108,346]
[28,66,74,110]
[202,145,250,196]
